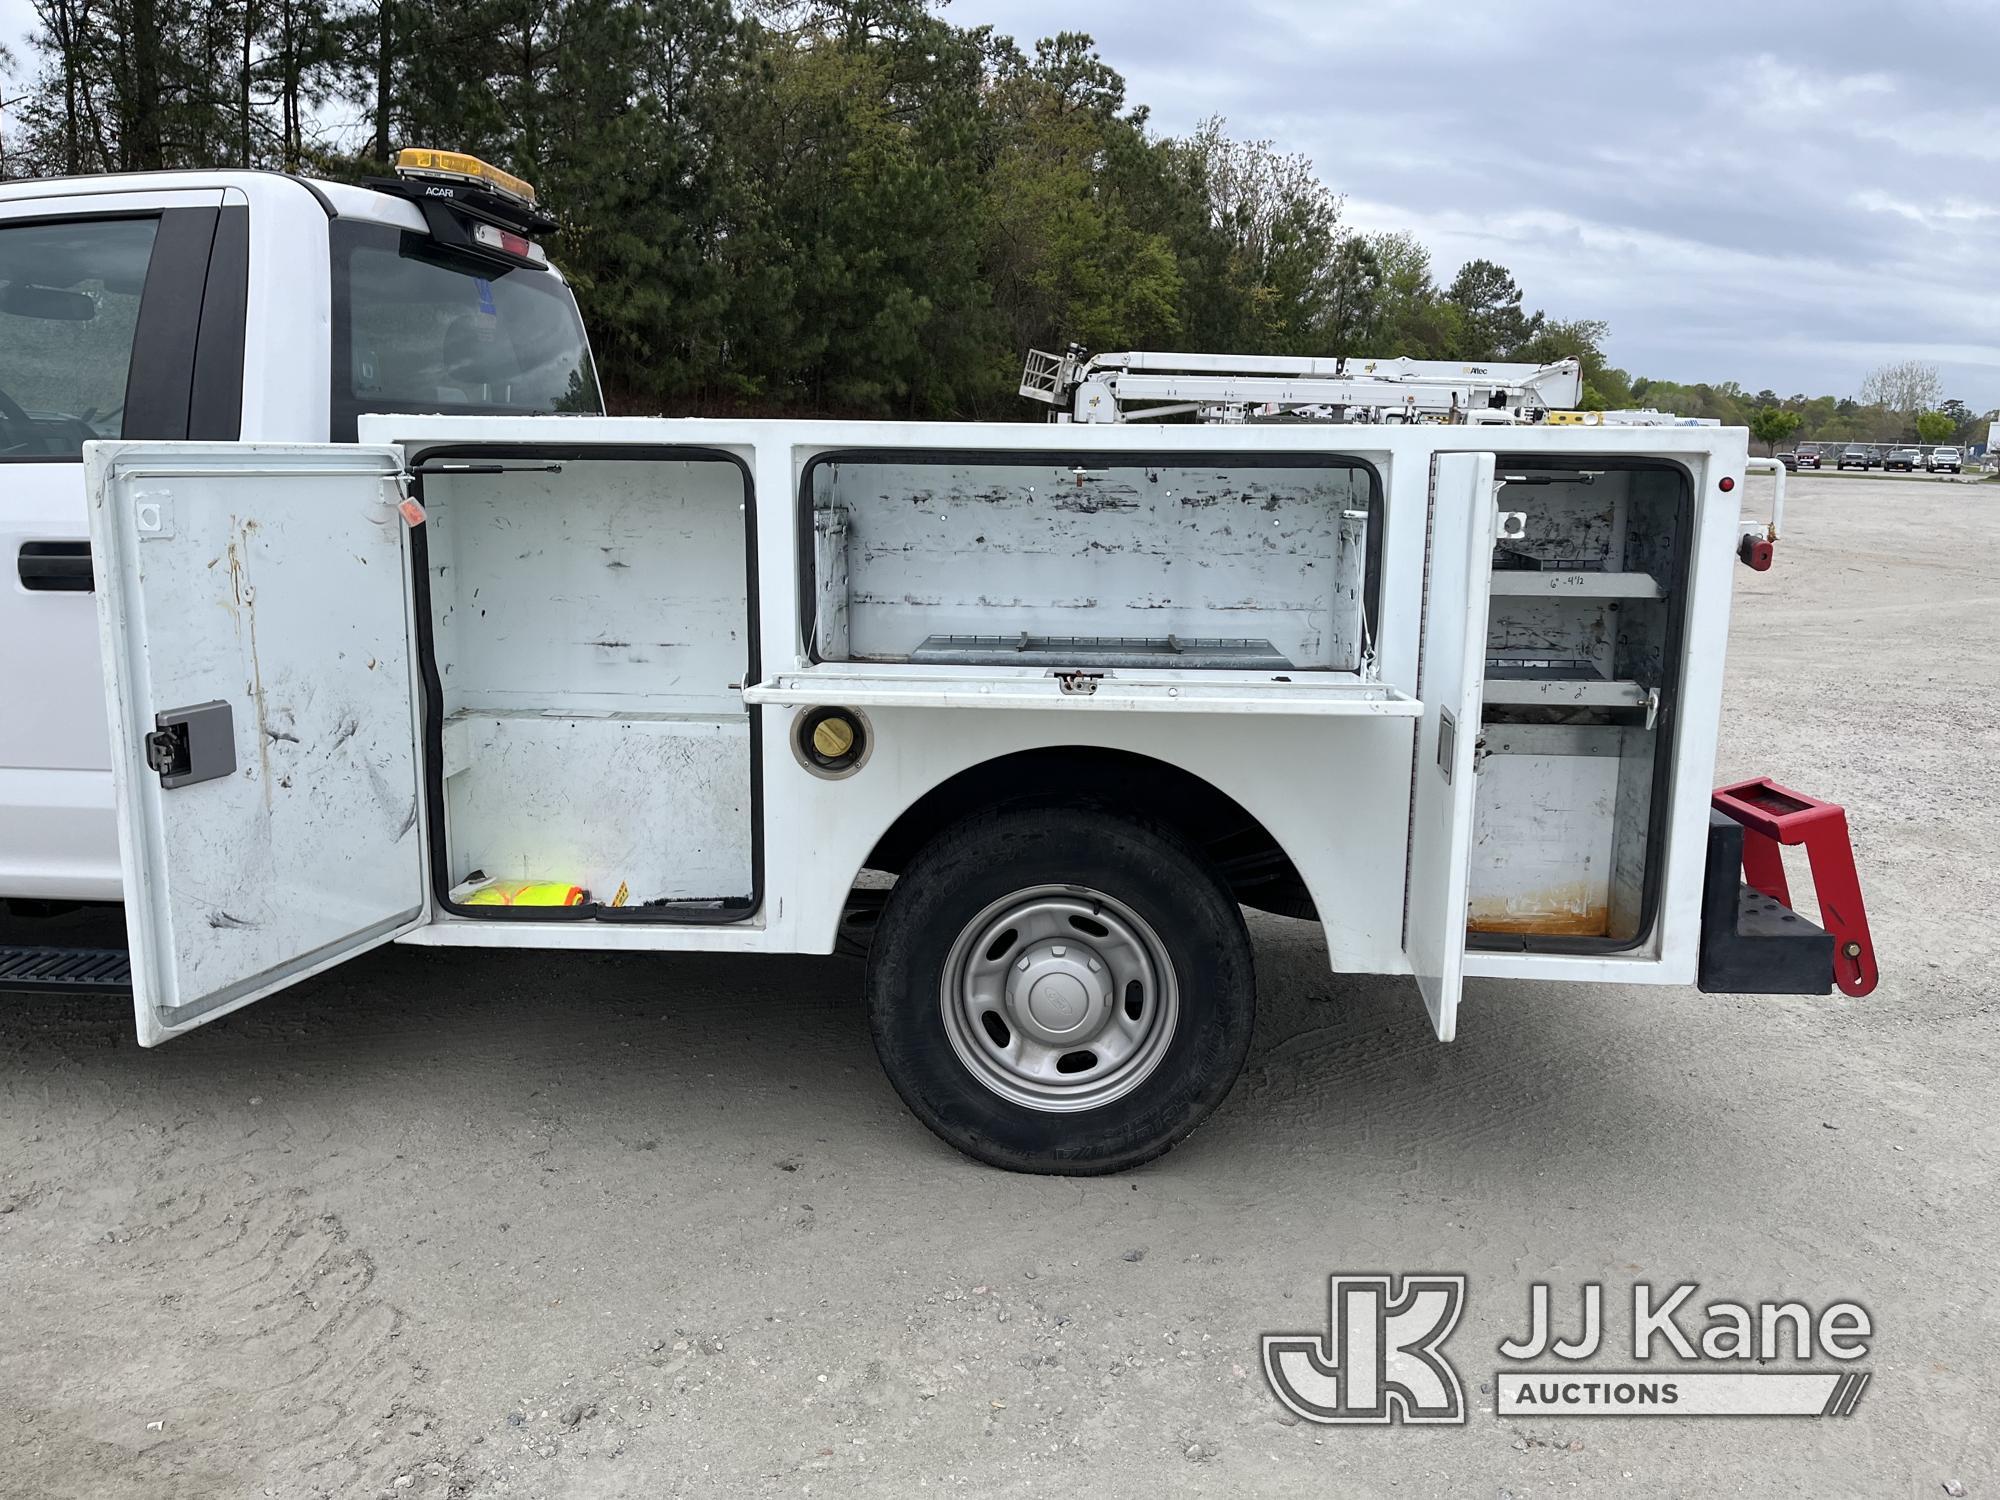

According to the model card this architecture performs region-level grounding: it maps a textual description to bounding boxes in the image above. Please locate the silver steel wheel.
[938,883,1180,1114]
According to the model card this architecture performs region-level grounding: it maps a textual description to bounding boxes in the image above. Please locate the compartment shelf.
[1481,673,1652,708]
[910,634,1295,670]
[1488,570,1664,600]
[746,668,1418,717]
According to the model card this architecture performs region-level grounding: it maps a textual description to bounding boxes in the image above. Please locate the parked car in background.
[1885,448,1920,472]
[1777,451,1798,471]
[1791,448,1821,470]
[1837,446,1871,471]
[1928,447,1962,473]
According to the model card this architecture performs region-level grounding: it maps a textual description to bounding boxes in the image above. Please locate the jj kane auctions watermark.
[1263,1274,1872,1425]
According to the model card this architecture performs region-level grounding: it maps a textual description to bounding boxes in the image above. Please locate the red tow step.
[1711,778,1878,997]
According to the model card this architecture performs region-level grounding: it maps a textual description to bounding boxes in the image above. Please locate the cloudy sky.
[5,0,1995,409]
[949,0,2000,410]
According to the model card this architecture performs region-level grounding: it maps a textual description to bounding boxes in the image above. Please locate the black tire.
[867,805,1255,1174]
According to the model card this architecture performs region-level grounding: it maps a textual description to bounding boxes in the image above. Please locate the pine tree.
[3,0,1610,419]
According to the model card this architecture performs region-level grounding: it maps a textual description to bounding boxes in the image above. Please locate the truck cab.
[0,156,602,904]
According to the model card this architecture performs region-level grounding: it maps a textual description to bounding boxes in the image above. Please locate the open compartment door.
[1403,451,1498,1041]
[87,442,425,1045]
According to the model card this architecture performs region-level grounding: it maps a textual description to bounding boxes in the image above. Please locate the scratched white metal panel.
[812,509,850,660]
[765,704,1420,971]
[86,441,425,1045]
[424,459,749,719]
[1607,727,1658,939]
[1468,728,1622,939]
[1491,471,1624,569]
[1485,594,1621,680]
[441,711,752,901]
[818,458,1369,669]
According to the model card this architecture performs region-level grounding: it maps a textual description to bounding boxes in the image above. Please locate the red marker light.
[471,222,547,264]
[1719,475,1736,492]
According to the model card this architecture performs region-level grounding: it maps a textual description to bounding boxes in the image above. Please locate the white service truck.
[69,407,1877,1173]
[0,152,602,911]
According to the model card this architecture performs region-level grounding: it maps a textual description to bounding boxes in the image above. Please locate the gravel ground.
[1,473,1995,1499]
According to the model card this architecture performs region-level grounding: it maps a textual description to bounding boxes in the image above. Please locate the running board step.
[1696,814,1832,995]
[0,945,132,994]
[1710,777,1877,996]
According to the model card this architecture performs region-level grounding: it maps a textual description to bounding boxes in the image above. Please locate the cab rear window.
[329,220,602,440]
[0,215,157,460]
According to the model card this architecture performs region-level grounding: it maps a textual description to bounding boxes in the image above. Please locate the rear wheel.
[867,806,1255,1174]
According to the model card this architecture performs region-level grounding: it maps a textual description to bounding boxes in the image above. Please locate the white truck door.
[87,441,425,1045]
[0,191,230,903]
[1403,451,1498,1042]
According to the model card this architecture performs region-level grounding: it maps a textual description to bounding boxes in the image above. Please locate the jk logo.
[1263,1274,1468,1425]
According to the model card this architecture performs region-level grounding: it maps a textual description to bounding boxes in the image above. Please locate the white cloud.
[1852,190,2000,228]
[1720,56,1898,124]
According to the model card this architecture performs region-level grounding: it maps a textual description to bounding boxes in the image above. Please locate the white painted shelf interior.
[1487,570,1664,599]
[808,454,1376,674]
[746,667,1418,716]
[419,458,755,908]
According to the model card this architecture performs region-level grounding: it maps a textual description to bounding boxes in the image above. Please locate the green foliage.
[9,0,1992,439]
[1613,375,1987,449]
[54,0,1963,432]
[1747,406,1802,454]
[979,37,1183,379]
[1363,231,1459,358]
[1445,258,1543,360]
[8,0,349,173]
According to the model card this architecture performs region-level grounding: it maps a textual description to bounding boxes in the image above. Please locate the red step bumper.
[1707,778,1878,997]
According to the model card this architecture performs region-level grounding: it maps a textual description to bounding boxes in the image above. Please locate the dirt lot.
[2,474,1995,1499]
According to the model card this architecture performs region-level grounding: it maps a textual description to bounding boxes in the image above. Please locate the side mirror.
[0,282,97,322]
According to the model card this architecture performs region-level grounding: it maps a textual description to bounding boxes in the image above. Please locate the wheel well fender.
[861,746,1316,919]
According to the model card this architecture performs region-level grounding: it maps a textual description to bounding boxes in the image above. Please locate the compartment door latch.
[1436,709,1458,783]
[1054,669,1104,696]
[145,700,236,789]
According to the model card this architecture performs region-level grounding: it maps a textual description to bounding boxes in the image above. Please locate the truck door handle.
[17,541,94,592]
